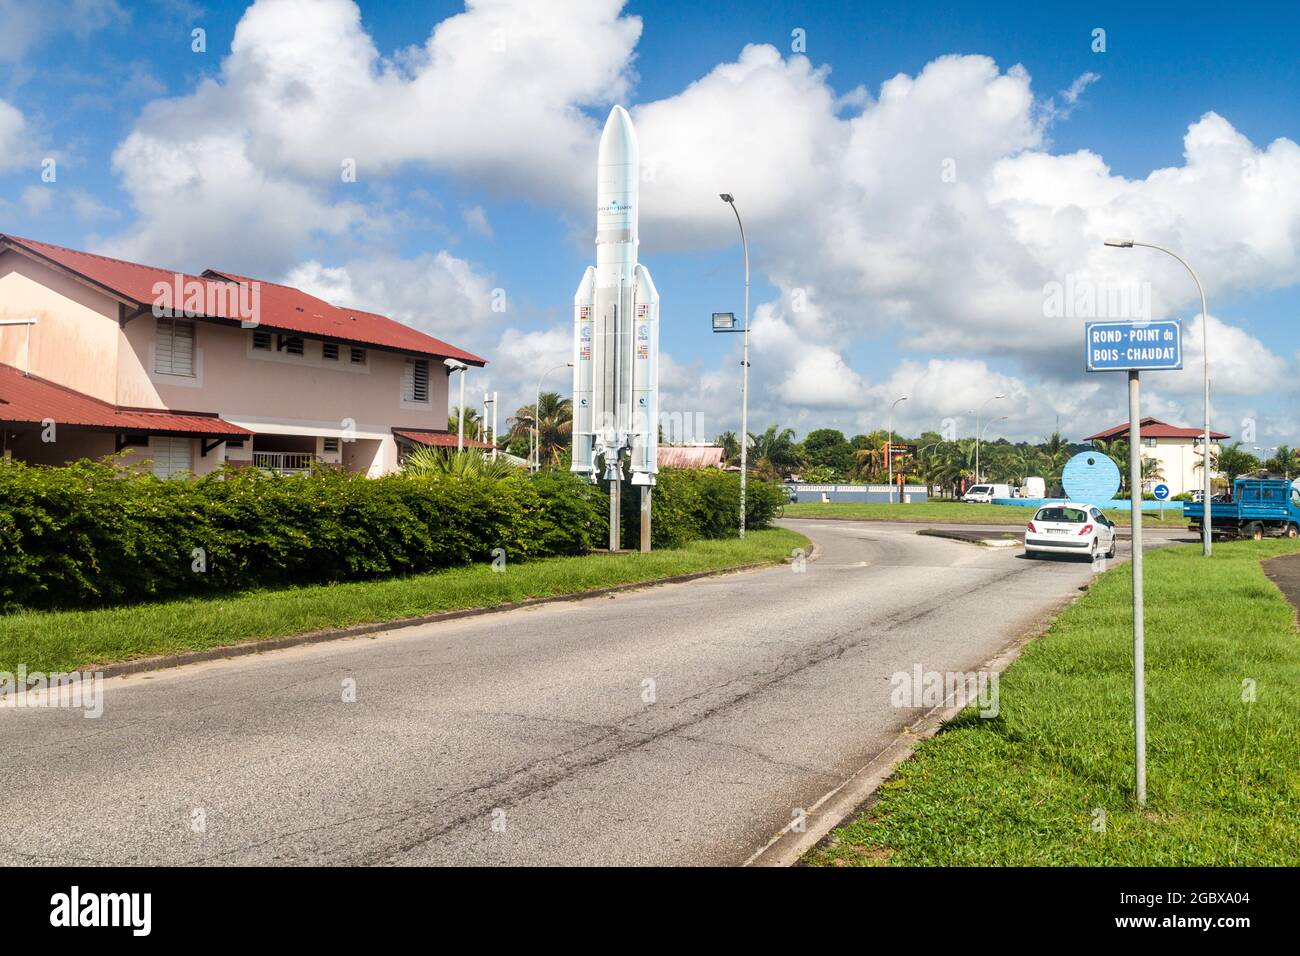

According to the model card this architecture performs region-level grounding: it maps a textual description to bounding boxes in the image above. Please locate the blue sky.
[1,0,1297,447]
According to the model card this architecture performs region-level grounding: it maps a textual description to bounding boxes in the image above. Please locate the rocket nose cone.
[598,104,638,166]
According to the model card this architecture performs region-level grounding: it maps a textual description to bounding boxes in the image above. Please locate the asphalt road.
[0,520,1191,866]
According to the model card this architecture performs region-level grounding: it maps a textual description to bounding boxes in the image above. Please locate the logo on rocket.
[571,105,660,486]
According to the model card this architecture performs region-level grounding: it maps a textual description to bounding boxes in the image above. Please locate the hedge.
[0,460,782,611]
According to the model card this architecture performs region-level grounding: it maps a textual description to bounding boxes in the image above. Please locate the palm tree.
[1266,444,1295,478]
[507,391,572,467]
[714,431,741,466]
[403,446,519,479]
[448,405,483,438]
[1037,431,1071,488]
[748,425,802,479]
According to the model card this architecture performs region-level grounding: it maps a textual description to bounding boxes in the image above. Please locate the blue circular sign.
[1061,451,1122,503]
[1153,483,1170,501]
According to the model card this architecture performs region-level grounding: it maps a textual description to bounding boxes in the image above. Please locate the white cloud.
[0,97,34,172]
[104,0,640,269]
[462,205,493,239]
[0,0,125,62]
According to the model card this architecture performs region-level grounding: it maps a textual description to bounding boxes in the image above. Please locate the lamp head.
[719,193,734,203]
[1104,238,1134,248]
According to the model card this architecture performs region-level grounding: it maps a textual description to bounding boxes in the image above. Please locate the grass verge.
[784,500,1161,526]
[805,538,1300,866]
[0,528,808,674]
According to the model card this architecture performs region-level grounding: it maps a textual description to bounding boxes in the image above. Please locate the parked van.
[1021,477,1047,499]
[963,483,1011,503]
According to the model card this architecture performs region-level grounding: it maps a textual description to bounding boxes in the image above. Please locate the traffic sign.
[1085,320,1182,372]
[1153,483,1170,501]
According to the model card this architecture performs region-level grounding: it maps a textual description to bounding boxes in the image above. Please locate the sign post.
[1086,319,1182,808]
[1153,482,1170,522]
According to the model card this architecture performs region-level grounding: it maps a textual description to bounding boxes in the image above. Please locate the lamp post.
[444,359,468,451]
[887,396,908,504]
[1106,238,1212,557]
[974,393,1006,485]
[719,193,750,538]
[534,362,573,471]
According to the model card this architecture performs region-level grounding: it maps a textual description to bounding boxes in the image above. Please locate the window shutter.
[156,318,195,376]
[404,359,429,402]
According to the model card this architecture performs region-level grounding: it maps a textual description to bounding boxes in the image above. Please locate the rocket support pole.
[640,486,652,553]
[609,478,621,552]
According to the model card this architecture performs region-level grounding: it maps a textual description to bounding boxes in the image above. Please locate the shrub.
[618,467,785,549]
[0,460,782,612]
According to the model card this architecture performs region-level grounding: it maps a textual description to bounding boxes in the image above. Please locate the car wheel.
[1287,524,1299,540]
[1106,537,1117,559]
[1249,522,1265,542]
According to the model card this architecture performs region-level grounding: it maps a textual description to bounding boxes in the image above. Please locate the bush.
[0,460,607,611]
[618,468,785,550]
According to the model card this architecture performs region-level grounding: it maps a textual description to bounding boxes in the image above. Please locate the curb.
[742,585,1082,868]
[84,544,814,682]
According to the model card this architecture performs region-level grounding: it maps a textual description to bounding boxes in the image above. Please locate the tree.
[1201,442,1261,485]
[801,428,854,476]
[1037,431,1071,487]
[714,431,740,466]
[748,425,802,479]
[507,391,572,467]
[1266,444,1295,478]
[448,405,483,438]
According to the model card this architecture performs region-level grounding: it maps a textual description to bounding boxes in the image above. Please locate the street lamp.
[887,396,908,504]
[534,362,573,471]
[717,192,750,538]
[974,393,1006,485]
[1106,238,1212,557]
[444,359,468,452]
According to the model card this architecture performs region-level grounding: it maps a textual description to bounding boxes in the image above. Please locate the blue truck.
[1185,476,1300,540]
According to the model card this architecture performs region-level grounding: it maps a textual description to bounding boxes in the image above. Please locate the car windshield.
[1035,507,1087,523]
[969,486,989,494]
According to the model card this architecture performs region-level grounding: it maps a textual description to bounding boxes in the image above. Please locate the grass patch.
[0,528,808,674]
[784,500,1156,526]
[805,538,1300,866]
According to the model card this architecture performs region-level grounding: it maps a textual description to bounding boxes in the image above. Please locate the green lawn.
[0,528,808,675]
[783,500,1168,527]
[805,538,1300,866]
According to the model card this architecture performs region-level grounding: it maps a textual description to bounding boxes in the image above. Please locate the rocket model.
[572,105,659,486]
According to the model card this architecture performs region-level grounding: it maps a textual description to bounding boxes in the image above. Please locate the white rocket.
[572,105,659,485]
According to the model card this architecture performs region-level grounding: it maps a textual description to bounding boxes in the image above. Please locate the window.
[252,330,272,350]
[278,335,304,355]
[155,318,195,376]
[323,437,339,454]
[350,347,366,365]
[150,436,193,479]
[1142,437,1157,447]
[226,439,245,449]
[403,359,429,403]
[322,342,339,361]
[119,433,148,448]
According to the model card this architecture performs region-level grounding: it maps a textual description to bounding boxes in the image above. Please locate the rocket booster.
[572,105,659,485]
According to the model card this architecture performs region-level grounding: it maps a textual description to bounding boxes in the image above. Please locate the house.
[1084,417,1230,496]
[0,234,488,477]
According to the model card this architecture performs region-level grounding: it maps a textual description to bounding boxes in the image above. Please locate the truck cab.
[1186,476,1300,540]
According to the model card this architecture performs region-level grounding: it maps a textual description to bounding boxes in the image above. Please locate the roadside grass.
[805,538,1300,866]
[0,528,808,675]
[784,500,1160,526]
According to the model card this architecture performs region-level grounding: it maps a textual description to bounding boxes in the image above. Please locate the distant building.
[1084,417,1230,496]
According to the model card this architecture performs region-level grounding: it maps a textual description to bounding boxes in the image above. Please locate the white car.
[1025,502,1117,561]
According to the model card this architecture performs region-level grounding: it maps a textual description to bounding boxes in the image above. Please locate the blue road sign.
[1153,483,1171,501]
[1085,320,1182,372]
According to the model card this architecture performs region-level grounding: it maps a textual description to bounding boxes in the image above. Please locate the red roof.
[393,428,495,450]
[1085,417,1230,441]
[0,363,252,437]
[659,446,726,468]
[0,234,486,365]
